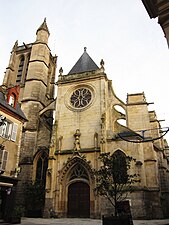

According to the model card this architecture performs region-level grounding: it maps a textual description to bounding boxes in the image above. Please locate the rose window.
[70,88,92,108]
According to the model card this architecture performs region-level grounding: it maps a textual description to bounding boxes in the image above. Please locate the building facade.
[0,85,27,221]
[142,0,169,47]
[2,20,169,219]
[44,48,169,219]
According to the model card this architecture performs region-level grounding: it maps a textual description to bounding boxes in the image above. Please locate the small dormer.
[8,93,15,107]
[6,86,20,108]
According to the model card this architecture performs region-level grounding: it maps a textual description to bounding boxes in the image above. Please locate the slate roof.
[118,131,143,140]
[0,92,27,121]
[68,48,99,75]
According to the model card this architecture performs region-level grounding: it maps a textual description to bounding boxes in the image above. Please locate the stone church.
[2,19,169,219]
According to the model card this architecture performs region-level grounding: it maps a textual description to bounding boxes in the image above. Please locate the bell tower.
[2,19,57,212]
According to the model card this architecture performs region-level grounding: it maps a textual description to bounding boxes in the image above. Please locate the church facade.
[2,20,169,219]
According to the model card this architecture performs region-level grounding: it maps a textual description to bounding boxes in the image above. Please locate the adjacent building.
[0,85,27,221]
[142,0,169,47]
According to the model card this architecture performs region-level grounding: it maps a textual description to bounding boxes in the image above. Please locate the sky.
[0,0,169,140]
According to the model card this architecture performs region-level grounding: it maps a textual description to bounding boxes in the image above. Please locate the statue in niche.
[101,113,105,128]
[58,136,63,152]
[100,113,106,144]
[74,129,81,151]
[46,168,52,192]
[94,132,98,149]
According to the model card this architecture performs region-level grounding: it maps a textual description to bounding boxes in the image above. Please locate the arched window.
[36,151,48,184]
[24,53,30,82]
[16,55,25,84]
[112,150,127,184]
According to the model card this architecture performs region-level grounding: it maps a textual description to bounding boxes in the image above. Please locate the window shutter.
[0,125,3,136]
[0,151,3,164]
[0,150,8,171]
[11,123,18,141]
[0,122,7,137]
[7,123,12,139]
[4,122,11,139]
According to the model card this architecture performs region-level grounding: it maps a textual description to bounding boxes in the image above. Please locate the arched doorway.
[67,181,90,218]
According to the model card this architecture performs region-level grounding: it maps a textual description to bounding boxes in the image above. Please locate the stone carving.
[46,168,52,192]
[12,40,18,51]
[58,67,63,81]
[74,129,81,151]
[100,114,106,151]
[58,135,63,152]
[94,132,98,149]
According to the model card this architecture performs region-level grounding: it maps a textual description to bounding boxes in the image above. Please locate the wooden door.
[67,182,90,218]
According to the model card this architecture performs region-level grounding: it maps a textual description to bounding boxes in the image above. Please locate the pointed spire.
[68,47,99,75]
[36,18,50,35]
[12,40,18,51]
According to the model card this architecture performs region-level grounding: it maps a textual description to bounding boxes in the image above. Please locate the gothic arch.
[112,149,127,157]
[24,53,31,82]
[59,156,94,183]
[58,156,95,218]
[18,54,25,61]
[111,150,128,184]
[16,55,25,84]
[33,149,49,183]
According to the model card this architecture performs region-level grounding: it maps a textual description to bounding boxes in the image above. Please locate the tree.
[94,151,140,217]
[24,180,45,217]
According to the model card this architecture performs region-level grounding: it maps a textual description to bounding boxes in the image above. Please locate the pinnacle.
[36,18,50,35]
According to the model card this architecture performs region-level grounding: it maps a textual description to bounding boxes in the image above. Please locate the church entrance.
[67,181,90,218]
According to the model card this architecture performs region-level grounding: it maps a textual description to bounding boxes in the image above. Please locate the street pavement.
[19,217,169,225]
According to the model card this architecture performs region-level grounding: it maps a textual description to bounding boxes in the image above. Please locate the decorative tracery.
[70,88,92,108]
[69,164,89,181]
[59,156,94,182]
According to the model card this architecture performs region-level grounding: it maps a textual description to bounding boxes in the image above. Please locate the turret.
[36,18,50,44]
[21,18,54,129]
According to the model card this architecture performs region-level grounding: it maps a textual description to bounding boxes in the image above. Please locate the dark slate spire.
[68,47,99,75]
[36,18,50,35]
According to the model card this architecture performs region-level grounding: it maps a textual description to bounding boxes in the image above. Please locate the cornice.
[56,72,107,85]
[142,0,158,18]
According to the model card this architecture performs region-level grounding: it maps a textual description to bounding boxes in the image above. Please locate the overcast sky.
[0,0,169,140]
